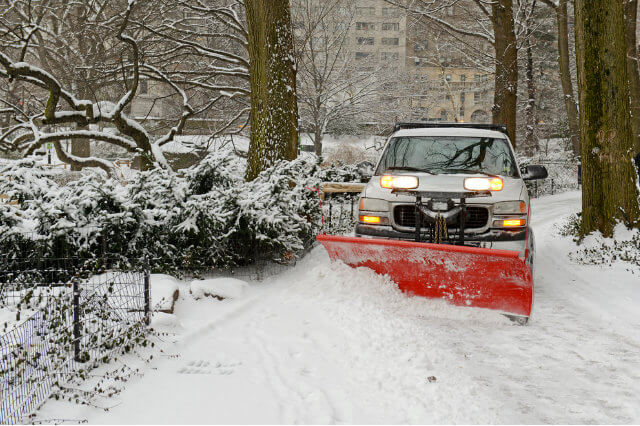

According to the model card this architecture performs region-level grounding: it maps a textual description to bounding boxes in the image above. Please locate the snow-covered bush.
[0,149,325,272]
[559,214,640,274]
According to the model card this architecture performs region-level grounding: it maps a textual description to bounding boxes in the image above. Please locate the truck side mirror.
[522,165,548,181]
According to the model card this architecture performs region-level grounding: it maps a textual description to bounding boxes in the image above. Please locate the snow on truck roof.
[392,127,508,140]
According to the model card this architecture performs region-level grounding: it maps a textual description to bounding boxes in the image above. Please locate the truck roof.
[392,127,509,140]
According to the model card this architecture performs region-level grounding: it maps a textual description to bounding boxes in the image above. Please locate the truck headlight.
[359,198,389,212]
[464,177,503,191]
[493,201,527,214]
[380,175,419,189]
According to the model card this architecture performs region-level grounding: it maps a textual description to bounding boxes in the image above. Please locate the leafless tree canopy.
[0,0,251,173]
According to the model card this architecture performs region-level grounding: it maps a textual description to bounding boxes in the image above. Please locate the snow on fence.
[0,261,150,424]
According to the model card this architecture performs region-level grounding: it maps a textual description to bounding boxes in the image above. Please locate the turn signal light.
[502,219,526,227]
[359,215,381,224]
[380,175,419,189]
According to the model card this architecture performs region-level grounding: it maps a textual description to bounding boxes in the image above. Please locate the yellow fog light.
[360,215,382,224]
[494,219,526,227]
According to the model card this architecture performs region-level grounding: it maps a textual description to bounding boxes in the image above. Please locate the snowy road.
[36,191,640,424]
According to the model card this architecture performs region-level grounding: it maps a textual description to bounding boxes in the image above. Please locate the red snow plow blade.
[317,234,533,318]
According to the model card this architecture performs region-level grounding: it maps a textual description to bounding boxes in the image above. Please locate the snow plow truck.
[318,123,548,324]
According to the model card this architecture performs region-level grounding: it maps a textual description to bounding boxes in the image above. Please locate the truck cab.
[356,123,548,261]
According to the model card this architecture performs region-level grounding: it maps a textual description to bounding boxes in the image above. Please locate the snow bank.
[151,274,180,313]
[190,278,248,300]
[0,307,35,335]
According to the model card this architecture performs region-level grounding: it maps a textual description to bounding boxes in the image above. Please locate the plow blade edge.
[317,234,533,317]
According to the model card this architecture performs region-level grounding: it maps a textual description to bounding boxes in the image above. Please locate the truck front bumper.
[355,224,528,254]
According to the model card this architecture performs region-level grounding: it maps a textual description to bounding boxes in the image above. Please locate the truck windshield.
[376,136,518,177]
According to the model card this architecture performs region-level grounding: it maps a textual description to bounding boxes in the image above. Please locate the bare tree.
[293,0,387,156]
[384,0,520,146]
[0,0,196,173]
[133,0,252,139]
[540,0,580,156]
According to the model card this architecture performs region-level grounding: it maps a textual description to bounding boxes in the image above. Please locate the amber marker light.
[360,215,382,224]
[502,219,526,227]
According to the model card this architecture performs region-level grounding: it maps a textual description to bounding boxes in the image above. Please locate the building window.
[357,37,375,45]
[382,7,400,17]
[355,52,371,60]
[445,74,452,82]
[474,92,481,103]
[414,57,420,66]
[357,6,375,16]
[382,22,400,31]
[440,110,448,120]
[460,92,466,103]
[381,52,399,61]
[356,22,375,30]
[460,74,467,82]
[474,74,482,82]
[140,80,148,94]
[381,37,399,46]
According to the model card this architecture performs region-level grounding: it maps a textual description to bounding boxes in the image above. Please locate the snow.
[190,278,249,300]
[32,191,640,423]
[151,274,180,313]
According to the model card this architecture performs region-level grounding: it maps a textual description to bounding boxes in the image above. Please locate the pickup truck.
[355,123,548,268]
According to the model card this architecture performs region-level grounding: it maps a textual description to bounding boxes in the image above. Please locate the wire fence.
[323,193,359,235]
[0,260,149,425]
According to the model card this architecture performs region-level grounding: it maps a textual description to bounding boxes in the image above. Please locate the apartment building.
[349,1,408,73]
[297,0,494,124]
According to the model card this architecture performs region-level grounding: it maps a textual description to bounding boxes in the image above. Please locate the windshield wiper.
[440,168,498,177]
[386,166,434,175]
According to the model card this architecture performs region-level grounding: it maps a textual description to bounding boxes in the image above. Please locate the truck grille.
[393,205,489,229]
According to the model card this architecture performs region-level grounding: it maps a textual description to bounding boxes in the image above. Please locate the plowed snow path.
[36,192,640,424]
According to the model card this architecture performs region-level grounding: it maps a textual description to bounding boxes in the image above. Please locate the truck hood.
[362,173,526,204]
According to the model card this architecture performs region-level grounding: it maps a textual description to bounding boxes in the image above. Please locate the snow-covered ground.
[33,191,640,424]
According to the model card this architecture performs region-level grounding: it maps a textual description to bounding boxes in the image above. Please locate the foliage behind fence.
[0,261,149,424]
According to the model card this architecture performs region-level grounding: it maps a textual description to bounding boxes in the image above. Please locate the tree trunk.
[313,128,323,157]
[70,134,90,171]
[555,0,580,156]
[491,0,518,147]
[575,0,640,236]
[625,0,640,153]
[524,21,537,156]
[244,0,299,181]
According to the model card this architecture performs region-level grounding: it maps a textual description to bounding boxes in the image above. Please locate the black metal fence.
[323,193,358,235]
[0,260,149,424]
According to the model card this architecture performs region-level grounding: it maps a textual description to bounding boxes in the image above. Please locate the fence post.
[328,201,332,231]
[351,198,355,219]
[73,277,82,362]
[551,179,555,195]
[144,269,151,326]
